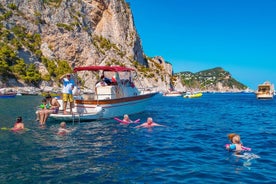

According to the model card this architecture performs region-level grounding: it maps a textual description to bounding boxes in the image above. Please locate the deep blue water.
[1,93,276,183]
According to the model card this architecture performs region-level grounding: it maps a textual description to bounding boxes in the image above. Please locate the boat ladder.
[72,113,80,124]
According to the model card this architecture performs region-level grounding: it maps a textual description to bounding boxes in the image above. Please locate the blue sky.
[127,0,276,89]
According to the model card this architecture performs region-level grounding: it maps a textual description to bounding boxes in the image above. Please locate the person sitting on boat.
[36,98,50,121]
[225,133,251,154]
[135,117,164,128]
[38,94,60,126]
[101,74,111,85]
[11,116,25,131]
[57,121,71,135]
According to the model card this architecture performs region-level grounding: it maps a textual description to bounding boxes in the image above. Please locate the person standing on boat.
[60,73,75,114]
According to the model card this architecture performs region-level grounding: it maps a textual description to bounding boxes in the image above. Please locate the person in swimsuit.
[36,98,49,121]
[122,114,133,123]
[57,122,71,135]
[11,116,25,131]
[38,94,60,125]
[225,133,248,154]
[135,117,164,128]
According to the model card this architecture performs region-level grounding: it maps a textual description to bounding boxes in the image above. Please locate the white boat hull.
[256,93,273,99]
[256,81,274,99]
[163,93,182,97]
[49,93,158,121]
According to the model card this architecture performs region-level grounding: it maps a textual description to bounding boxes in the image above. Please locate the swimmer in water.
[225,133,251,154]
[57,122,71,135]
[122,114,133,123]
[135,117,164,128]
[11,116,25,131]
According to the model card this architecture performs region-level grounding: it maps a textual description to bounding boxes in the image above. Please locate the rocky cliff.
[0,0,247,92]
[0,0,174,91]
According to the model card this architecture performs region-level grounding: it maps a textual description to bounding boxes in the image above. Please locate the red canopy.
[73,66,135,72]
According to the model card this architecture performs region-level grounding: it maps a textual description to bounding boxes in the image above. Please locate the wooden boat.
[256,81,274,99]
[49,66,158,121]
[183,91,203,98]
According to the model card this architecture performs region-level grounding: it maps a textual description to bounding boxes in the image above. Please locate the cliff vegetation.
[0,0,247,92]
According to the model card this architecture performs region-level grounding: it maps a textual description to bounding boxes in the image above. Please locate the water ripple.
[1,93,276,183]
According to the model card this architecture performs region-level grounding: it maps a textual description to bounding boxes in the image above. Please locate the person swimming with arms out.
[122,114,133,123]
[57,122,71,135]
[225,133,251,154]
[135,117,164,128]
[11,116,25,131]
[114,114,140,124]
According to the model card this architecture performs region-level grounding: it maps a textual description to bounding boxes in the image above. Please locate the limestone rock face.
[1,0,163,89]
[0,0,175,88]
[0,0,246,92]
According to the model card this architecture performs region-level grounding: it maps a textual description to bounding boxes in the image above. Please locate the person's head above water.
[16,116,22,123]
[60,121,66,128]
[228,133,241,144]
[147,117,153,125]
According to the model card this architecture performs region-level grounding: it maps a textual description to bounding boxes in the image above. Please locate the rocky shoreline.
[0,86,254,96]
[0,87,56,95]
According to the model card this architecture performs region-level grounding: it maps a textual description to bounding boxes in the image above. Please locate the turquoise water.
[0,93,276,183]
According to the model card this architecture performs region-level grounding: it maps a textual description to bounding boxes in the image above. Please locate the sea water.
[0,93,276,183]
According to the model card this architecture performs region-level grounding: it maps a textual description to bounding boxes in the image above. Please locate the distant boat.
[183,91,203,98]
[255,81,274,99]
[163,90,183,97]
[0,92,16,98]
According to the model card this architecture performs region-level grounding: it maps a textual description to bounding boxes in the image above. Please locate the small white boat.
[256,81,274,99]
[163,90,183,97]
[49,66,158,121]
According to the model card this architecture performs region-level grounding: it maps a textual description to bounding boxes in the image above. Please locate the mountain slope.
[177,67,247,92]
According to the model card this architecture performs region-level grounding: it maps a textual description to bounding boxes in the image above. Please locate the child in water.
[225,133,251,153]
[11,116,25,131]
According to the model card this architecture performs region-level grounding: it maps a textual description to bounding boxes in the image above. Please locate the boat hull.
[0,93,16,98]
[256,93,273,99]
[49,92,158,121]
